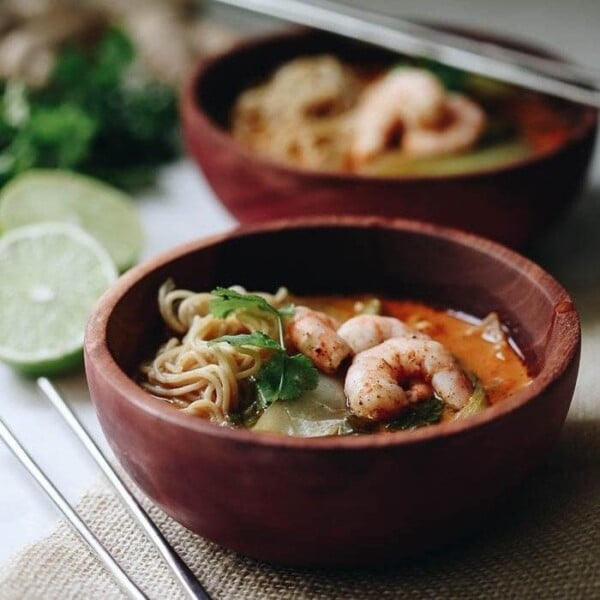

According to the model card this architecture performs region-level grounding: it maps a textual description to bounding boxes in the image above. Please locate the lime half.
[0,222,118,376]
[0,170,143,272]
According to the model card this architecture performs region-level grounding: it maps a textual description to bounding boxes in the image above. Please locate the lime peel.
[0,169,143,271]
[0,222,118,376]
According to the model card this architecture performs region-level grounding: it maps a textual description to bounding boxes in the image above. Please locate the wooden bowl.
[181,29,597,248]
[84,217,580,566]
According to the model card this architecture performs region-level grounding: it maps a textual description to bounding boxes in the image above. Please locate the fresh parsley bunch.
[0,29,179,188]
[208,288,319,409]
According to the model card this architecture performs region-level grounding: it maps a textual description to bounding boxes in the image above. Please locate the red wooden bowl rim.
[85,216,580,451]
[181,28,598,185]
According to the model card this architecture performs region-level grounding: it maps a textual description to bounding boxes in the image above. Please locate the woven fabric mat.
[2,203,600,599]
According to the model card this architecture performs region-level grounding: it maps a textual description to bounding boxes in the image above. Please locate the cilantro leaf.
[254,352,284,408]
[279,354,319,400]
[208,288,313,409]
[255,353,318,408]
[209,287,294,348]
[209,332,280,350]
[209,287,279,319]
[386,397,444,431]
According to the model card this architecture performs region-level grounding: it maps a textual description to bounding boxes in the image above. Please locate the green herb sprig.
[208,288,318,408]
[386,397,444,431]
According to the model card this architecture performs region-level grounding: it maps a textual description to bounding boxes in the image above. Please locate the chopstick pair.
[0,378,211,600]
[213,0,600,108]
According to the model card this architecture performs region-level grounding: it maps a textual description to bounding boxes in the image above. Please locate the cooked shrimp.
[349,68,446,164]
[345,337,472,421]
[338,314,428,354]
[287,306,352,374]
[402,93,486,157]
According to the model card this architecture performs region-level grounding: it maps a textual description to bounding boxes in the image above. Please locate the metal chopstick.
[0,417,148,600]
[213,0,600,108]
[353,7,600,88]
[36,377,212,600]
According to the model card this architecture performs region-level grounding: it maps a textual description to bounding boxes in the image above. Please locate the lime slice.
[0,222,118,376]
[0,170,143,272]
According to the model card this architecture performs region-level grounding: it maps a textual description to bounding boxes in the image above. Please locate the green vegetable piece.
[209,332,280,350]
[93,28,134,88]
[253,374,352,437]
[417,59,468,92]
[465,74,514,100]
[392,59,467,92]
[0,28,179,188]
[356,298,381,315]
[255,353,319,408]
[276,304,295,317]
[454,381,488,420]
[386,397,444,431]
[363,140,530,178]
[50,50,88,96]
[28,104,97,166]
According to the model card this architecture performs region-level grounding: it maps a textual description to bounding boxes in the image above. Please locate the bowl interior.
[194,29,592,158]
[197,30,394,130]
[105,221,574,395]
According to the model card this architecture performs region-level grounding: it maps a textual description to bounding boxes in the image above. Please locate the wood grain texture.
[84,218,580,566]
[181,29,597,248]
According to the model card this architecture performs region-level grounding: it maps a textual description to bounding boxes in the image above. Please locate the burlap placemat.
[2,313,598,600]
[2,205,600,599]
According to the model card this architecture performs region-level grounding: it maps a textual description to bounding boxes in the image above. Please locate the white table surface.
[1,0,600,567]
[0,162,236,561]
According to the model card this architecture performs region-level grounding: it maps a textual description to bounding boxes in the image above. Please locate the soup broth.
[230,55,574,177]
[139,284,531,437]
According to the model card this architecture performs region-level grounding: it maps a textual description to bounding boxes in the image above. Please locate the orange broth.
[299,294,531,407]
